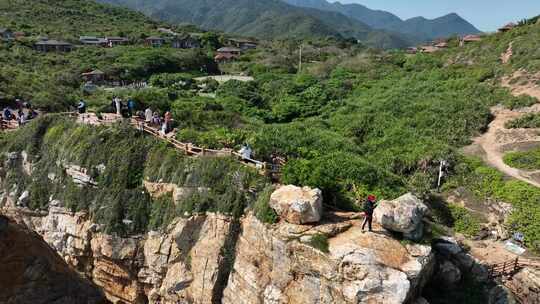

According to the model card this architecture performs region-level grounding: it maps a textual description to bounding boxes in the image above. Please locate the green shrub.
[308,233,330,253]
[252,185,278,224]
[148,195,177,231]
[505,113,540,128]
[448,205,481,237]
[503,149,540,170]
[503,94,538,110]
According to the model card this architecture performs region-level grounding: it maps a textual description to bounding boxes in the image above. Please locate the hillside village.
[1,0,540,303]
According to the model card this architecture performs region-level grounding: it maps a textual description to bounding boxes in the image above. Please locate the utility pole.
[298,44,303,74]
[437,160,447,191]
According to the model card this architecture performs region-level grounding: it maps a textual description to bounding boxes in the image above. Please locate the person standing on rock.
[362,195,377,233]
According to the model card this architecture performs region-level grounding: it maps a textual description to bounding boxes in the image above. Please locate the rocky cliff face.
[506,267,540,303]
[1,199,435,304]
[0,151,436,303]
[0,215,107,304]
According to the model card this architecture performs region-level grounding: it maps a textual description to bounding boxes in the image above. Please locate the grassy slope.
[0,0,161,39]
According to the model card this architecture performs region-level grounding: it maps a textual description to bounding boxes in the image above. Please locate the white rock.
[269,185,323,224]
[373,193,428,240]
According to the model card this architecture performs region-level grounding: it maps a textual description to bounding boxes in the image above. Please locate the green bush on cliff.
[0,117,270,236]
[308,233,330,253]
[252,185,278,224]
[505,113,540,129]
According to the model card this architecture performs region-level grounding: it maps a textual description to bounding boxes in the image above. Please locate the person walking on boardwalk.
[17,108,26,126]
[77,99,87,114]
[162,111,172,134]
[239,143,253,161]
[127,98,135,117]
[113,96,121,116]
[362,195,378,233]
[144,107,153,123]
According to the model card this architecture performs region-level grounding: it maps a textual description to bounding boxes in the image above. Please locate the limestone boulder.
[223,214,435,304]
[269,185,323,224]
[65,165,97,187]
[488,284,517,304]
[413,297,430,304]
[17,190,30,207]
[506,267,540,304]
[373,193,428,240]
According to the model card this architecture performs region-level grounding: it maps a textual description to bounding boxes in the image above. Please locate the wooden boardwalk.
[129,118,282,178]
[487,257,540,304]
[2,112,283,179]
[488,257,540,279]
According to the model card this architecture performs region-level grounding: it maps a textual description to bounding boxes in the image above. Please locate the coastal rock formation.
[222,215,435,304]
[506,267,540,303]
[269,185,323,224]
[0,215,107,304]
[1,198,435,304]
[374,193,428,240]
[432,237,489,283]
[0,154,435,304]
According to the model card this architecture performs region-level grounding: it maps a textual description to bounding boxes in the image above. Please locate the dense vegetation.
[0,0,221,110]
[444,157,540,250]
[505,113,540,128]
[504,148,540,171]
[0,116,270,235]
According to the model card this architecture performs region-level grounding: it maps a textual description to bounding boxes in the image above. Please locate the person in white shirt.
[114,97,121,115]
[239,144,252,160]
[144,108,153,123]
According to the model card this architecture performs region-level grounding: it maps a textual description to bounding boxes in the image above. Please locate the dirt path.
[469,71,540,187]
[472,105,540,187]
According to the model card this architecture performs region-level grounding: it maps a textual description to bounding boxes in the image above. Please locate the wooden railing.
[487,257,540,304]
[488,257,540,279]
[129,118,283,177]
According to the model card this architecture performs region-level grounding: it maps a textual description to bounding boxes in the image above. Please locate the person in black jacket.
[362,195,377,232]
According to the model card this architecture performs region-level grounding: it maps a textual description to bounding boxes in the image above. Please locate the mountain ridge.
[97,0,413,48]
[283,0,481,41]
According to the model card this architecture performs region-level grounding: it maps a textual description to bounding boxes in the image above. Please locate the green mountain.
[97,0,412,48]
[284,0,481,41]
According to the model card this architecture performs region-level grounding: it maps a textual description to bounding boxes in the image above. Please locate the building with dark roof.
[35,40,73,52]
[79,36,108,46]
[145,37,165,48]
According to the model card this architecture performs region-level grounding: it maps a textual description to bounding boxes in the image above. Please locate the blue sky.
[340,0,540,31]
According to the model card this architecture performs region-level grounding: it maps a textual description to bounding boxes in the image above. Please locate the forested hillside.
[0,0,219,110]
[97,0,412,48]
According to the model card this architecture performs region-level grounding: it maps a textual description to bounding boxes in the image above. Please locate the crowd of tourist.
[1,99,39,130]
